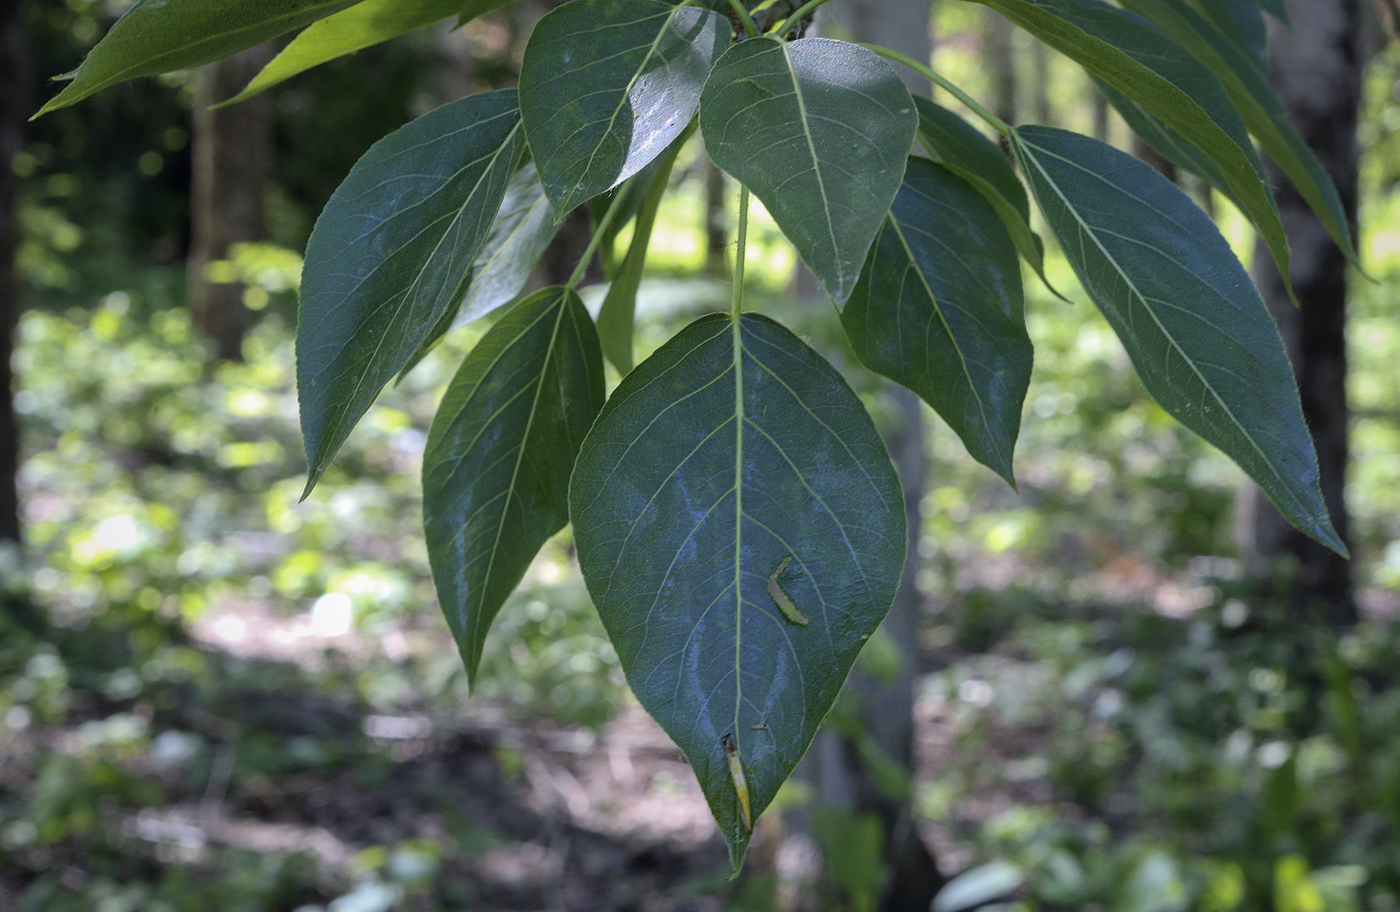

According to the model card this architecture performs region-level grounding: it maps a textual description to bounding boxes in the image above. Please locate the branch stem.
[861,43,1011,136]
[726,0,761,39]
[566,188,629,291]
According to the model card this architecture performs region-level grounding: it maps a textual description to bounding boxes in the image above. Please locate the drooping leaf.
[1011,126,1345,555]
[843,158,1031,486]
[596,127,688,373]
[518,0,728,216]
[36,0,365,115]
[912,97,1053,296]
[398,158,561,378]
[700,38,916,304]
[1119,0,1360,266]
[298,90,525,493]
[569,312,906,866]
[222,0,463,105]
[967,0,1294,295]
[423,287,606,686]
[1091,77,1238,206]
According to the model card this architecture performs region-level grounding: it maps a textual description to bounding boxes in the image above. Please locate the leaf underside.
[224,0,465,105]
[423,287,606,685]
[700,37,917,304]
[1012,126,1344,555]
[38,0,363,115]
[569,313,906,867]
[298,89,526,493]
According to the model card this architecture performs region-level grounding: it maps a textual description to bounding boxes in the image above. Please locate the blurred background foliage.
[2,0,1400,910]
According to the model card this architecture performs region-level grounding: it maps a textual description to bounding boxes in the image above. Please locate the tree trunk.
[792,4,943,911]
[984,9,1017,130]
[0,0,26,546]
[1238,0,1366,625]
[188,43,275,362]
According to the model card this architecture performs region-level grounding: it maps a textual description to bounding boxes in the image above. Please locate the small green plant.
[36,0,1354,866]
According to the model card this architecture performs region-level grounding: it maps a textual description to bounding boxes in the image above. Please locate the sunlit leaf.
[37,0,364,115]
[223,0,464,104]
[1012,126,1344,555]
[298,90,525,493]
[700,37,916,304]
[424,287,605,686]
[518,0,728,216]
[843,158,1031,486]
[570,313,905,867]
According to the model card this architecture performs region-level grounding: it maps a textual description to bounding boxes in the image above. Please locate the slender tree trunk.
[188,43,275,362]
[1239,0,1366,625]
[0,0,26,546]
[792,4,943,911]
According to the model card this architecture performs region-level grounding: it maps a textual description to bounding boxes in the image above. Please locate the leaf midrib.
[1015,133,1307,521]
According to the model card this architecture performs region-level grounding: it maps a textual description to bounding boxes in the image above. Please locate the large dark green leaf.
[223,0,463,104]
[36,0,365,115]
[1118,0,1360,266]
[1011,126,1344,555]
[912,97,1051,295]
[700,37,916,304]
[843,158,1030,487]
[518,0,727,216]
[298,90,525,493]
[968,0,1294,294]
[569,313,905,866]
[423,287,605,685]
[1194,0,1267,72]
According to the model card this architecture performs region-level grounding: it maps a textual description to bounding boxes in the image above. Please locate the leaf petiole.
[565,180,636,291]
[861,43,1011,137]
[772,0,833,36]
[725,0,761,39]
[732,185,751,319]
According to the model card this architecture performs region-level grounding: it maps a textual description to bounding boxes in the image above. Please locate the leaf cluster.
[36,0,1356,866]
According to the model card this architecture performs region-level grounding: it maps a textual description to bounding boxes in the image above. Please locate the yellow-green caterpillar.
[723,733,753,833]
[768,556,808,626]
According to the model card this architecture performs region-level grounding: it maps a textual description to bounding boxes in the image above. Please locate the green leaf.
[398,158,561,379]
[843,158,1031,487]
[596,127,688,373]
[1118,0,1361,267]
[222,0,463,105]
[518,0,728,216]
[912,96,1054,299]
[1091,77,1238,206]
[569,312,906,866]
[1011,126,1345,555]
[36,0,365,115]
[298,90,525,494]
[700,37,916,304]
[423,287,606,686]
[967,0,1294,298]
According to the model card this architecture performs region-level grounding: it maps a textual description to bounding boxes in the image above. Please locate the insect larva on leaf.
[768,556,808,626]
